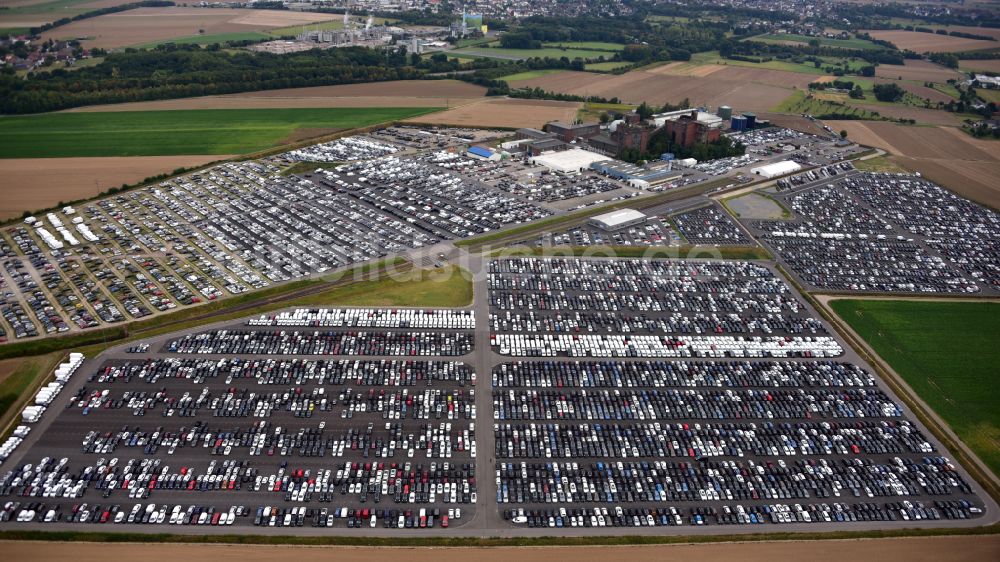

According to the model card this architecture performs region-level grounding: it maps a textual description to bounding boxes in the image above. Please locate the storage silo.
[718,105,732,120]
[743,112,756,129]
[730,115,747,131]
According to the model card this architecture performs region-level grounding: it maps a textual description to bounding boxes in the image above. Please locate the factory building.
[655,109,723,149]
[590,160,681,186]
[544,122,601,142]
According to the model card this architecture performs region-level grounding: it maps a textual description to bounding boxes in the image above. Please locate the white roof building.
[531,148,610,173]
[588,209,647,231]
[751,160,802,179]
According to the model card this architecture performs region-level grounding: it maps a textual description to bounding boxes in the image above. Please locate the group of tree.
[620,133,745,165]
[0,44,428,114]
[873,83,905,102]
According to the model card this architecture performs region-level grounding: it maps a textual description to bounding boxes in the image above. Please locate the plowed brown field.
[5,535,1000,562]
[875,60,963,83]
[0,155,228,221]
[40,7,340,48]
[514,70,794,110]
[833,120,999,209]
[405,97,580,129]
[865,29,998,52]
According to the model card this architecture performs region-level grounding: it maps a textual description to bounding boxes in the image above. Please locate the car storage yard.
[0,257,995,535]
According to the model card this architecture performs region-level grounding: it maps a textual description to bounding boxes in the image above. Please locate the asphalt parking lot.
[1,257,996,536]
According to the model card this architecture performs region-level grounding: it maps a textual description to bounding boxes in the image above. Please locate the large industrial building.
[530,148,610,173]
[590,160,681,186]
[654,109,723,149]
[588,209,648,231]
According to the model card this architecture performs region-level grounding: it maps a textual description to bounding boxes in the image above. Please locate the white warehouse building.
[751,160,802,179]
[588,209,647,231]
[530,148,610,174]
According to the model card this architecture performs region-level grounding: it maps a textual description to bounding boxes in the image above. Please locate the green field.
[450,46,612,61]
[585,61,631,72]
[771,89,882,120]
[690,51,872,76]
[577,101,636,122]
[830,299,1000,477]
[750,33,881,50]
[541,41,625,52]
[499,69,565,81]
[0,0,97,17]
[852,155,909,173]
[0,107,438,158]
[139,31,273,48]
[316,266,472,307]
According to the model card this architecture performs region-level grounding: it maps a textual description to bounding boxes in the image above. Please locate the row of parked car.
[166,329,475,357]
[248,308,476,330]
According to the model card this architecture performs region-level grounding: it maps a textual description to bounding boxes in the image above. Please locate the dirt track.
[0,155,228,221]
[6,535,1000,562]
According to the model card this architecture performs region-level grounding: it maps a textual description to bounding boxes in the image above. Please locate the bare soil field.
[405,97,580,129]
[852,103,962,126]
[875,78,955,104]
[756,112,830,136]
[5,536,1000,562]
[515,70,793,111]
[961,59,1000,73]
[64,81,486,113]
[865,29,999,52]
[0,154,227,221]
[647,62,728,77]
[40,7,339,48]
[875,60,963,83]
[895,156,1000,210]
[833,120,1000,209]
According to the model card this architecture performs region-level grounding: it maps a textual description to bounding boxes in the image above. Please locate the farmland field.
[541,41,625,51]
[500,69,566,82]
[833,120,1000,208]
[865,29,999,52]
[450,46,613,61]
[138,31,272,48]
[63,80,486,112]
[961,59,1000,73]
[0,155,227,221]
[875,60,963,83]
[688,51,872,76]
[875,77,956,104]
[0,107,437,158]
[830,299,1000,477]
[38,7,341,48]
[511,69,796,110]
[771,89,882,120]
[749,32,880,50]
[406,97,581,129]
[584,61,631,71]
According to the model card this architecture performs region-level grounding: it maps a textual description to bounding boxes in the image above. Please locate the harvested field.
[0,155,227,221]
[875,60,963,83]
[646,62,727,77]
[832,120,1000,209]
[64,81,486,112]
[755,112,830,136]
[875,78,955,104]
[895,156,1000,210]
[40,7,340,48]
[865,29,998,52]
[405,97,581,129]
[6,536,1000,562]
[961,59,1000,73]
[852,103,962,126]
[514,70,794,111]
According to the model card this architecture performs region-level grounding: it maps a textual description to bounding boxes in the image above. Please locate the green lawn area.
[852,155,909,173]
[450,46,612,61]
[977,88,1000,104]
[541,41,625,52]
[0,107,438,158]
[138,32,272,48]
[585,61,631,72]
[771,89,882,120]
[830,299,1000,477]
[499,69,565,82]
[0,353,61,424]
[577,101,636,122]
[311,266,472,307]
[749,33,881,50]
[0,0,95,16]
[690,51,871,76]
